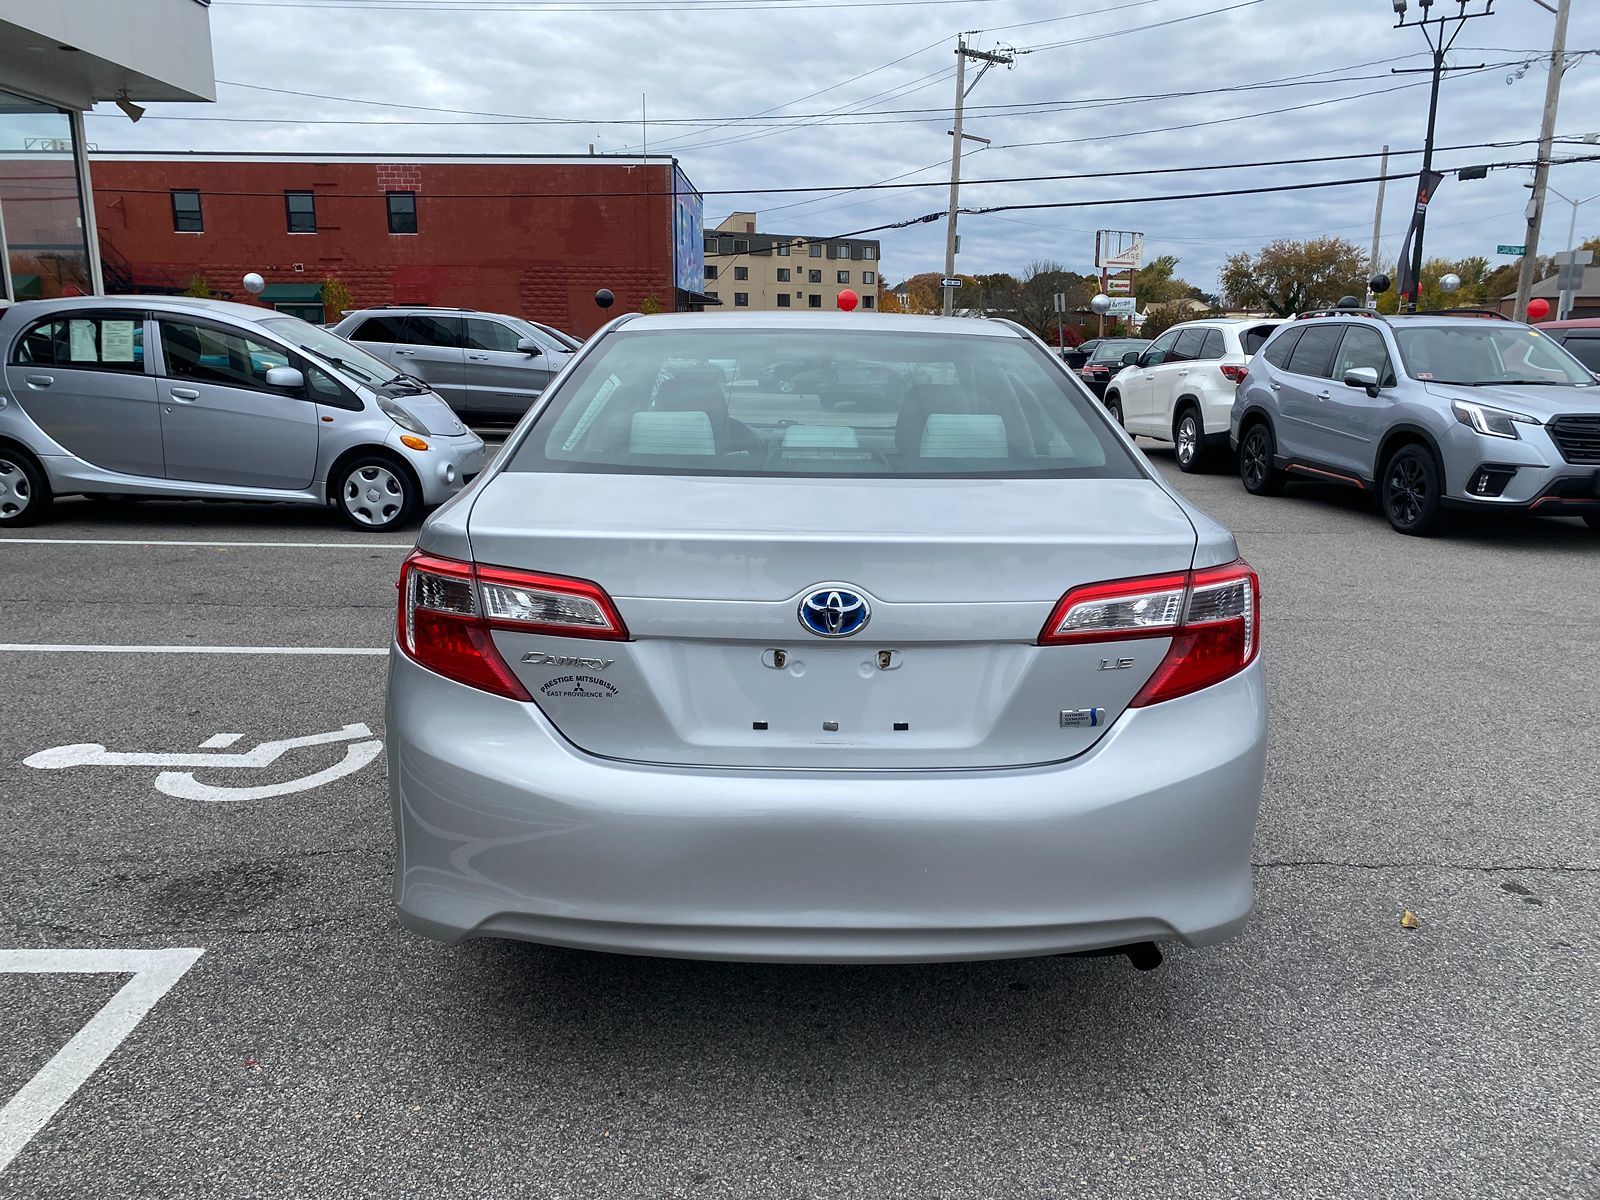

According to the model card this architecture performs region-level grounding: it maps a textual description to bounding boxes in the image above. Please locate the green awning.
[259,282,324,303]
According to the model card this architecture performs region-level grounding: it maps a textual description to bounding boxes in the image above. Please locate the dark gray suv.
[1231,310,1600,535]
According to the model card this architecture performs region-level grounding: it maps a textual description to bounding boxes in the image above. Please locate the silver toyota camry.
[387,312,1266,966]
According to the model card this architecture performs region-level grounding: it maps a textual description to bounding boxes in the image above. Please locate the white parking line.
[0,538,411,549]
[0,644,386,655]
[0,948,203,1175]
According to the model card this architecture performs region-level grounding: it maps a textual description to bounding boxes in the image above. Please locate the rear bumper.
[387,651,1267,963]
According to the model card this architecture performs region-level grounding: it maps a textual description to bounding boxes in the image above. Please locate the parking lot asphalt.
[1,448,1595,1199]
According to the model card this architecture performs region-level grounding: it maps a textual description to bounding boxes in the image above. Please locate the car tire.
[1104,394,1124,427]
[1238,422,1285,496]
[0,448,52,528]
[1381,444,1445,536]
[335,454,418,533]
[778,379,796,394]
[1174,405,1207,473]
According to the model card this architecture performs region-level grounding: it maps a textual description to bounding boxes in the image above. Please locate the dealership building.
[0,0,216,302]
[88,154,710,334]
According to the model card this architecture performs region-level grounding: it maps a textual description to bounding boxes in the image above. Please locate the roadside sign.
[1106,277,1132,294]
[1107,297,1137,315]
[1053,291,1065,313]
[1497,244,1526,256]
[1554,250,1593,266]
[1557,264,1585,291]
[940,277,960,289]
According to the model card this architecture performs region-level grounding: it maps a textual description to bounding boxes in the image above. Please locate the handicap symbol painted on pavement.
[22,723,383,802]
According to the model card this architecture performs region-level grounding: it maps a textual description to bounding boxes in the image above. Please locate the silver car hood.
[1422,381,1600,419]
[383,390,468,436]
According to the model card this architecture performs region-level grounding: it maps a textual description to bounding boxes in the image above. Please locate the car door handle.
[393,349,416,357]
[1270,382,1283,391]
[169,387,200,401]
[25,374,53,388]
[466,354,489,361]
[1315,390,1331,400]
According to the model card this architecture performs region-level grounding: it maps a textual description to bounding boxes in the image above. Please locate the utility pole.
[1368,143,1390,305]
[1390,0,1494,311]
[942,37,1012,317]
[1513,0,1572,321]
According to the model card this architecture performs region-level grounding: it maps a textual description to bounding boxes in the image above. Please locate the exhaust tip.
[1124,942,1163,971]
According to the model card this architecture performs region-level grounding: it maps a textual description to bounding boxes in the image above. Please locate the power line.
[1016,0,1270,52]
[213,0,1007,9]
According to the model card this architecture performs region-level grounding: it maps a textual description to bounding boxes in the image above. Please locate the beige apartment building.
[703,212,882,312]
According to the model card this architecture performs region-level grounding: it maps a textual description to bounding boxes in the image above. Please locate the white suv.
[1105,318,1282,471]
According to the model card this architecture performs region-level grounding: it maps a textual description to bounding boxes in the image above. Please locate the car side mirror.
[265,366,305,390]
[1121,350,1141,366]
[516,338,542,357]
[1343,366,1380,396]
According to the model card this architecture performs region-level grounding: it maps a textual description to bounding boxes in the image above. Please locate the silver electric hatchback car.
[387,312,1266,965]
[0,297,486,531]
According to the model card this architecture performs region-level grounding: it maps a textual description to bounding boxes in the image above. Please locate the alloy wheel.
[1242,430,1268,488]
[0,457,32,521]
[1176,415,1198,465]
[1386,456,1426,529]
[342,464,405,527]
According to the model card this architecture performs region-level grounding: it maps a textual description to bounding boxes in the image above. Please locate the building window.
[837,271,850,285]
[777,268,791,282]
[808,294,822,308]
[809,243,822,258]
[170,190,203,233]
[733,239,749,254]
[285,191,316,233]
[707,290,718,300]
[705,264,718,280]
[734,266,748,281]
[863,295,876,309]
[776,293,791,307]
[734,292,749,307]
[704,236,716,252]
[864,271,876,285]
[808,270,822,284]
[836,244,849,258]
[864,246,877,260]
[776,243,790,257]
[386,191,417,234]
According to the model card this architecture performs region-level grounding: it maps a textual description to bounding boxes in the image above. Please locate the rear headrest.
[653,371,728,426]
[630,410,716,456]
[894,379,1031,457]
[920,413,1009,458]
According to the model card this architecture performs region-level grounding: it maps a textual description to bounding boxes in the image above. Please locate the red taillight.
[396,551,628,699]
[1220,364,1248,384]
[1038,560,1260,706]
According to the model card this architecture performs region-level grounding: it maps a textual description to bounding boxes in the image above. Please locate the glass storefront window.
[0,89,93,301]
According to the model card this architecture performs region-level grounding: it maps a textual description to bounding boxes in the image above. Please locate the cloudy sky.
[89,0,1600,296]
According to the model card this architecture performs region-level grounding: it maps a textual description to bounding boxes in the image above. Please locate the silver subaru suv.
[1231,309,1600,535]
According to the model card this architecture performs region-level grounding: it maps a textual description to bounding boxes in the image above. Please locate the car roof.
[1172,317,1283,328]
[346,306,523,321]
[615,311,1026,336]
[2,295,298,323]
[1536,317,1600,330]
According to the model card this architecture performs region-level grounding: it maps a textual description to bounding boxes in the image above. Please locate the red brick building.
[88,153,709,335]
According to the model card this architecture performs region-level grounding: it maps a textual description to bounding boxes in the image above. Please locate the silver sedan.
[386,312,1266,965]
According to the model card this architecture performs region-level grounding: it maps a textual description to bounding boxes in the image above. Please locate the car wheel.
[1174,406,1207,473]
[778,379,796,394]
[1238,423,1285,496]
[1104,394,1124,427]
[0,449,51,527]
[1381,444,1444,536]
[336,456,417,532]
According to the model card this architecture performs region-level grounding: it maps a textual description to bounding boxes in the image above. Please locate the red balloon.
[836,289,859,312]
[1526,297,1550,321]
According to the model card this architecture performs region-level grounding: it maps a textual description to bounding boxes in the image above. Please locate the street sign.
[1053,291,1065,313]
[1497,244,1526,256]
[1554,250,1594,266]
[1557,263,1585,291]
[940,277,961,289]
[1107,297,1137,315]
[1106,277,1132,294]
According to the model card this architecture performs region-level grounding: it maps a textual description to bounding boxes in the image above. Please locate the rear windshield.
[1088,339,1147,363]
[506,328,1141,479]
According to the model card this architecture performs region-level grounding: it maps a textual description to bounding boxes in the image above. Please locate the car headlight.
[1450,398,1539,440]
[378,398,431,436]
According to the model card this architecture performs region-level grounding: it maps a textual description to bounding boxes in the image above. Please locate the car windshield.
[1089,340,1146,364]
[507,328,1139,479]
[258,316,410,389]
[1392,324,1596,386]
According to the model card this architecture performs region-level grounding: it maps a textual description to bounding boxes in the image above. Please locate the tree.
[183,273,213,299]
[1374,255,1494,313]
[1219,237,1368,315]
[321,276,353,321]
[877,288,905,314]
[1011,260,1097,340]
